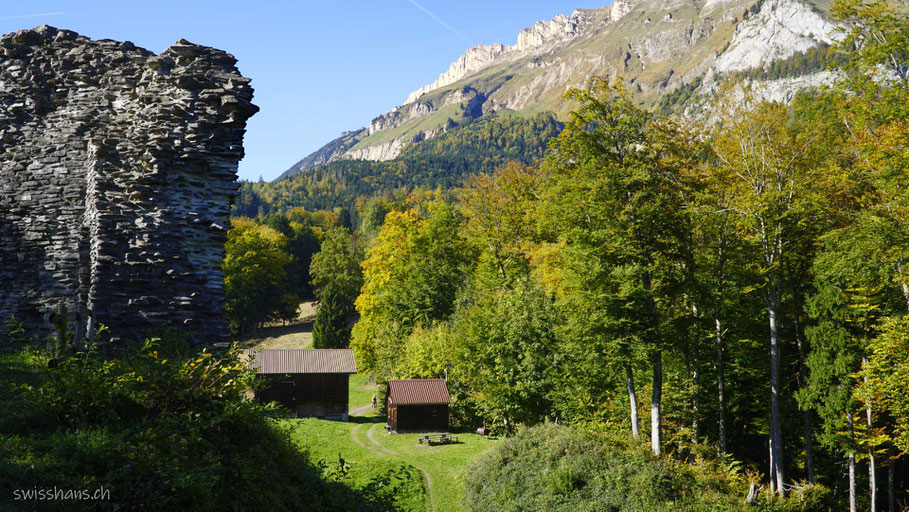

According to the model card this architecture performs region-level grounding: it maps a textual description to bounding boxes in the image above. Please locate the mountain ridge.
[278,0,839,182]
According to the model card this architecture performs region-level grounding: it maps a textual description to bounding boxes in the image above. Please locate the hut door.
[279,380,295,408]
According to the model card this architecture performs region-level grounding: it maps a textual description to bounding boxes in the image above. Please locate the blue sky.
[1,1,603,181]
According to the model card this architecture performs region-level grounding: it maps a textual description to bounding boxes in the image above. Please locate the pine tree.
[312,286,351,349]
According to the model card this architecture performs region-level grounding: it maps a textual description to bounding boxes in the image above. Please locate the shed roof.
[387,379,450,405]
[245,349,357,375]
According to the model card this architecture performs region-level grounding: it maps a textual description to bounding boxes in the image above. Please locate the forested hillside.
[233,113,563,218]
[330,2,904,506]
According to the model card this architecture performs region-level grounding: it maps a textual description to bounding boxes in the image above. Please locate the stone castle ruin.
[0,26,258,345]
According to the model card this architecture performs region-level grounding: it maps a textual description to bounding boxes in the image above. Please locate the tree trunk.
[869,454,877,512]
[769,438,777,495]
[642,271,662,457]
[864,357,876,511]
[888,452,896,512]
[651,348,663,456]
[848,410,857,512]
[792,293,816,483]
[767,276,786,496]
[716,316,727,453]
[691,304,701,443]
[626,364,640,439]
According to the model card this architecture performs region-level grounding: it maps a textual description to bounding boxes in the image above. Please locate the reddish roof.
[245,349,357,375]
[387,379,450,405]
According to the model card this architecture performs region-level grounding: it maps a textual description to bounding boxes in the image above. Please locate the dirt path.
[349,404,372,417]
[348,403,436,511]
[349,424,376,455]
[365,423,398,456]
[362,423,435,512]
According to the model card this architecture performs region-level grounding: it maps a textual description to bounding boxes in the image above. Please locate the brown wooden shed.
[247,349,357,420]
[386,379,450,433]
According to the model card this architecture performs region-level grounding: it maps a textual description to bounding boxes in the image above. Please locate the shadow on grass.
[350,415,386,424]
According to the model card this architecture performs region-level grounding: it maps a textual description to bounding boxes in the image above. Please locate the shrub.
[464,423,842,512]
[0,340,400,511]
[466,423,731,511]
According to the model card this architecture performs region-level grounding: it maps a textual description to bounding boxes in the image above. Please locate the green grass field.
[282,374,501,512]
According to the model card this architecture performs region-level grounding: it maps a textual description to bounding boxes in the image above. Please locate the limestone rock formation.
[713,0,839,72]
[280,0,842,180]
[0,26,257,345]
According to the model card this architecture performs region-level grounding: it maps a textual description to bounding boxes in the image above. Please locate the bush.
[465,423,744,512]
[0,341,401,511]
[464,423,841,512]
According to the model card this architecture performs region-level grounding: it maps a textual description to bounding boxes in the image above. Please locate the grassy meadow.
[283,373,502,512]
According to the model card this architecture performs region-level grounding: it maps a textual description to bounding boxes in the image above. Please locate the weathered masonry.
[0,26,257,344]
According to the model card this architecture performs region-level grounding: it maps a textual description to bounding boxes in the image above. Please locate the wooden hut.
[247,349,357,420]
[386,379,450,433]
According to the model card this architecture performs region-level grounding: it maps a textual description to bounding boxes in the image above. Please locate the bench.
[418,433,458,445]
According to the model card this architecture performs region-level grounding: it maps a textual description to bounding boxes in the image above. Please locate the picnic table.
[418,433,458,445]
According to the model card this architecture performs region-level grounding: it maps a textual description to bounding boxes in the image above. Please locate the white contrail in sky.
[405,0,469,42]
[0,12,64,21]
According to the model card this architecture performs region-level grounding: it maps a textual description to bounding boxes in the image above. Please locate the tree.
[709,96,823,496]
[312,286,352,348]
[460,162,542,288]
[223,218,297,334]
[351,198,474,379]
[309,226,364,307]
[543,78,691,455]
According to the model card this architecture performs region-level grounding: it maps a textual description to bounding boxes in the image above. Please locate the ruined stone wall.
[0,26,257,345]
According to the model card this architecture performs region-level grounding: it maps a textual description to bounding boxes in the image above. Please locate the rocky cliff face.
[281,0,840,180]
[403,9,607,106]
[713,0,838,72]
[0,26,257,344]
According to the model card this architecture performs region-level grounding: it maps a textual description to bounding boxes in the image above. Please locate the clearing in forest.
[283,374,501,512]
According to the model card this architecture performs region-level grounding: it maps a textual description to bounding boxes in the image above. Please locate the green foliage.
[464,423,759,512]
[833,0,909,84]
[0,342,400,511]
[352,197,475,379]
[3,315,28,344]
[234,112,564,218]
[400,277,558,433]
[856,316,909,454]
[657,76,704,115]
[309,226,364,306]
[223,218,298,334]
[312,286,352,349]
[728,42,851,82]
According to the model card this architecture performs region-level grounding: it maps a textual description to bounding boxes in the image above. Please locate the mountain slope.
[279,0,840,181]
[238,112,564,217]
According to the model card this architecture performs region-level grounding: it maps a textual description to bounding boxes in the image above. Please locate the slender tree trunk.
[769,438,777,495]
[625,364,640,439]
[716,316,727,454]
[691,304,701,443]
[848,410,857,512]
[870,454,878,512]
[888,451,896,512]
[651,348,663,456]
[642,271,662,457]
[864,357,877,511]
[767,276,786,496]
[792,292,816,483]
